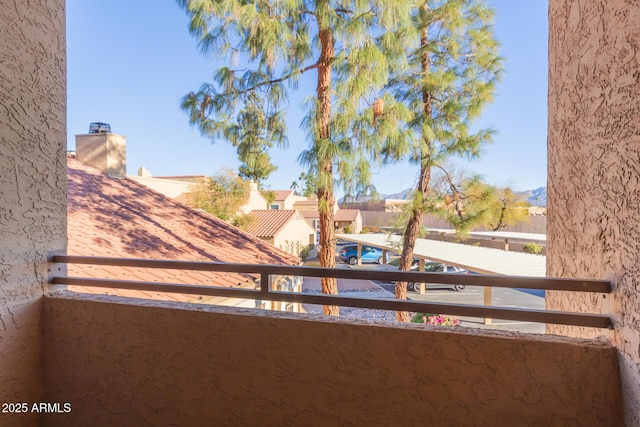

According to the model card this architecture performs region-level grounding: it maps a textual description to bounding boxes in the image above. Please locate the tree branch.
[217,62,319,98]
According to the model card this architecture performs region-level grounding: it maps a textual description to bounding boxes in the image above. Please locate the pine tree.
[177,0,410,315]
[383,0,503,321]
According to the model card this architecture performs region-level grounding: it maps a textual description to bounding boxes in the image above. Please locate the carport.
[336,233,545,276]
[336,233,546,324]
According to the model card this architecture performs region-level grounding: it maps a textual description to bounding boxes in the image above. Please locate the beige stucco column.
[0,1,67,425]
[547,1,640,424]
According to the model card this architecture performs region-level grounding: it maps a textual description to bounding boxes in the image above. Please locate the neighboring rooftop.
[244,210,300,238]
[67,155,300,301]
[335,209,360,221]
[274,190,294,201]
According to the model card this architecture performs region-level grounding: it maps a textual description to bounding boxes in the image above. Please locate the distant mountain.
[381,188,413,200]
[516,187,547,207]
[341,186,547,207]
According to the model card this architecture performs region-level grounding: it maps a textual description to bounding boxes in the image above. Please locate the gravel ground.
[303,288,414,322]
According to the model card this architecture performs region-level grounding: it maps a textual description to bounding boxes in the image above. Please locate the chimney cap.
[89,122,111,133]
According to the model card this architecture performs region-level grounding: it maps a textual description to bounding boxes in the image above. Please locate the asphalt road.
[350,263,547,334]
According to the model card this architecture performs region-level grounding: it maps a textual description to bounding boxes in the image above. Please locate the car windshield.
[423,263,443,272]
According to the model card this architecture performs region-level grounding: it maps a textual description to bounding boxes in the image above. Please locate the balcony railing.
[48,254,612,329]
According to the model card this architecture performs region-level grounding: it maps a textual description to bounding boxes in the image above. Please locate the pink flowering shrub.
[410,313,461,326]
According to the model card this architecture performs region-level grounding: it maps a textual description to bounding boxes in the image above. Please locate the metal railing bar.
[51,276,612,329]
[51,255,611,293]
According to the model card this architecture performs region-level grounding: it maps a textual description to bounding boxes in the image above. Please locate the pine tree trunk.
[316,23,338,316]
[396,13,432,322]
[396,166,430,321]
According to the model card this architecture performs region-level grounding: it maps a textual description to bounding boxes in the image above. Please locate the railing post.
[484,286,492,325]
[600,272,616,339]
[47,250,67,293]
[419,259,426,295]
[357,243,362,266]
[260,272,270,296]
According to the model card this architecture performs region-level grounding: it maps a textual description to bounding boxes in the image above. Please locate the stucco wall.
[0,1,66,426]
[127,175,196,199]
[43,293,622,426]
[239,184,268,214]
[274,215,316,255]
[547,1,640,424]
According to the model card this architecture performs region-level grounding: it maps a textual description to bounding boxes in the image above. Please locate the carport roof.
[427,229,547,243]
[336,233,545,277]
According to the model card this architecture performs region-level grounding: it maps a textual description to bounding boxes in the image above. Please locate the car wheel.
[376,256,383,264]
[411,282,422,293]
[348,256,357,265]
[454,284,466,292]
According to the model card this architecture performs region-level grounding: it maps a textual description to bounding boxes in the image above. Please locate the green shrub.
[523,242,543,254]
[299,244,314,261]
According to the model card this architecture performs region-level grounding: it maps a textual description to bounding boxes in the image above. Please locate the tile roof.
[335,209,360,221]
[244,210,299,238]
[66,156,299,302]
[298,210,320,219]
[274,190,293,201]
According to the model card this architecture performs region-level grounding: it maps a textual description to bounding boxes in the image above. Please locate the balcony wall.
[547,1,640,424]
[43,293,622,426]
[0,1,66,426]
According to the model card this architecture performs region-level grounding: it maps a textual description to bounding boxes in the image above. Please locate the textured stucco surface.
[44,294,622,426]
[547,1,640,424]
[0,1,66,426]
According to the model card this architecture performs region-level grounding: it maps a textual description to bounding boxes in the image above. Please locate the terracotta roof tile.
[66,156,299,301]
[244,210,298,238]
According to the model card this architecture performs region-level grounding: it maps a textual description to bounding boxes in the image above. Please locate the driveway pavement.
[301,257,546,334]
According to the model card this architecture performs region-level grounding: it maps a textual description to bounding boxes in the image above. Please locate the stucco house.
[272,190,362,234]
[334,209,363,234]
[127,163,269,214]
[244,210,316,256]
[127,166,206,199]
[270,189,309,210]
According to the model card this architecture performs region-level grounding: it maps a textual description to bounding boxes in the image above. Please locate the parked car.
[377,259,467,291]
[376,257,421,272]
[339,245,386,265]
[407,262,469,292]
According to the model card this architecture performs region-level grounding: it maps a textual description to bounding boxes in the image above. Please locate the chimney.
[75,125,126,178]
[138,166,151,177]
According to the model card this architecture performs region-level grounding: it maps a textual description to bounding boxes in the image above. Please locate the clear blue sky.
[66,1,548,196]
